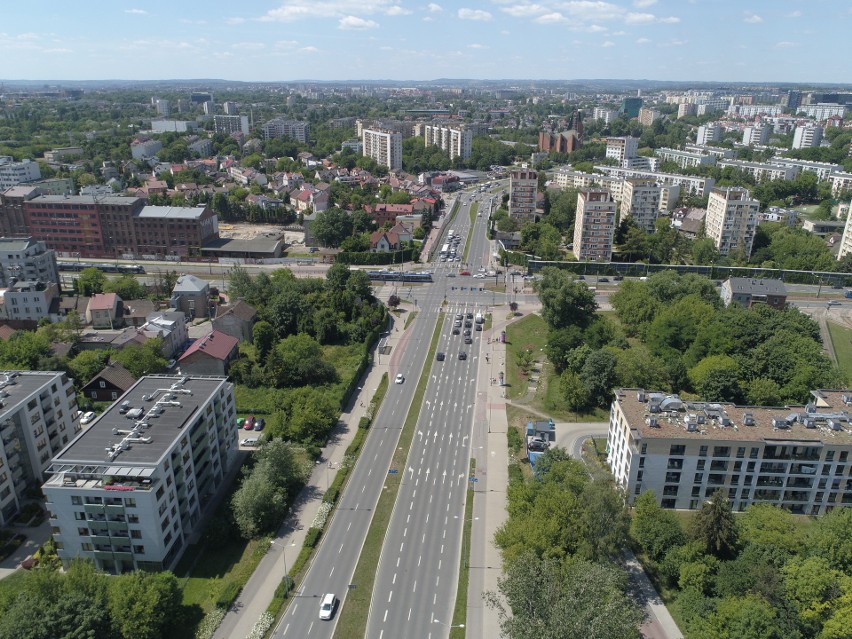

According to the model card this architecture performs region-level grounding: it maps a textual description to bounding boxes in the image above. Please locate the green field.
[827,321,852,382]
[505,313,549,400]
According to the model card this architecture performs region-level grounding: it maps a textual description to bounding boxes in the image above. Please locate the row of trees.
[489,448,642,638]
[632,491,852,639]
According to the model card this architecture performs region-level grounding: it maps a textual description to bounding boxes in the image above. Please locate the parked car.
[244,416,255,430]
[241,437,259,447]
[528,438,549,452]
[463,329,471,336]
[460,271,471,276]
[236,417,246,429]
[253,418,265,431]
[475,324,483,331]
[395,373,405,384]
[828,300,842,307]
[80,411,96,425]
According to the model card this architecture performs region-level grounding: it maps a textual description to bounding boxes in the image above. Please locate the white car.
[319,593,337,620]
[395,373,405,384]
[240,437,259,447]
[80,411,96,425]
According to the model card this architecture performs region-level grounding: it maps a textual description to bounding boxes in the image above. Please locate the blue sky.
[2,1,850,83]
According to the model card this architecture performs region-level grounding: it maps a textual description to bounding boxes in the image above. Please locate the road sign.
[468,476,478,482]
[388,469,399,474]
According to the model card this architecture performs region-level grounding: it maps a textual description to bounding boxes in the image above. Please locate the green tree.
[312,207,354,247]
[535,266,598,330]
[782,556,847,632]
[108,571,181,639]
[252,320,275,360]
[111,338,167,378]
[688,354,742,402]
[810,507,852,573]
[264,333,336,388]
[630,491,686,562]
[67,350,113,385]
[580,349,618,408]
[77,267,107,296]
[559,370,590,413]
[691,489,739,560]
[104,274,146,300]
[738,504,802,555]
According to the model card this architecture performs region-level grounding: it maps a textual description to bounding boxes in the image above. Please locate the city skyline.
[2,1,851,84]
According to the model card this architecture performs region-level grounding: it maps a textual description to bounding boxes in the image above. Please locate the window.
[699,446,708,457]
[692,486,701,497]
[74,512,86,521]
[670,445,686,456]
[713,446,731,458]
[661,498,676,509]
[694,473,704,483]
[663,486,679,496]
[733,461,742,472]
[127,514,139,524]
[750,447,759,459]
[131,530,142,539]
[641,443,647,455]
[77,527,88,536]
[841,452,849,463]
[71,496,82,505]
[124,498,136,508]
[667,458,684,470]
[826,451,835,462]
[665,472,681,483]
[133,545,145,554]
[736,447,746,458]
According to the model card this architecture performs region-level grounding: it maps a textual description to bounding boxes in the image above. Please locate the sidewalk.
[0,518,52,580]
[213,308,406,639]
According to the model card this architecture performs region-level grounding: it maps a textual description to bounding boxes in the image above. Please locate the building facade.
[508,169,538,222]
[213,115,250,136]
[0,237,59,288]
[695,123,723,146]
[621,178,662,233]
[655,147,716,169]
[43,375,237,572]
[605,137,639,164]
[742,125,770,146]
[593,166,715,197]
[0,371,79,525]
[260,119,310,144]
[638,108,660,126]
[0,157,41,191]
[572,189,616,262]
[608,388,852,515]
[424,125,473,160]
[792,125,823,150]
[361,128,403,172]
[705,187,759,257]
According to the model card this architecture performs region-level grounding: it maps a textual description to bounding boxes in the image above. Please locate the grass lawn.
[0,569,27,604]
[449,459,476,639]
[404,310,418,330]
[827,321,852,381]
[505,314,549,400]
[333,312,443,638]
[462,202,478,263]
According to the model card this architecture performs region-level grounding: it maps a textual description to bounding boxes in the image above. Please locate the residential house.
[370,230,400,252]
[178,330,239,376]
[213,300,257,343]
[721,278,787,310]
[80,362,136,402]
[389,222,413,244]
[170,274,210,319]
[140,311,188,358]
[86,293,123,328]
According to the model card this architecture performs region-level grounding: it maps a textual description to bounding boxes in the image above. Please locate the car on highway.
[395,373,405,384]
[458,351,467,360]
[475,324,482,331]
[319,593,337,620]
[528,438,550,452]
[80,411,96,425]
[464,336,472,344]
[599,277,609,283]
[460,271,471,276]
[452,327,460,335]
[447,273,456,278]
[436,352,445,361]
[828,300,842,307]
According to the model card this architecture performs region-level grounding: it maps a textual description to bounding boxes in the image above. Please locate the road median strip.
[449,458,476,638]
[463,202,478,264]
[333,311,445,638]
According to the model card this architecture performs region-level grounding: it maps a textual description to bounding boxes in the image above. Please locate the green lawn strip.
[483,313,493,332]
[263,375,391,629]
[463,203,478,263]
[0,569,27,603]
[333,312,444,638]
[827,321,852,380]
[404,310,418,330]
[449,458,476,639]
[504,314,549,400]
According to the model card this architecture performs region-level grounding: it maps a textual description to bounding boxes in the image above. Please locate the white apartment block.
[678,103,696,118]
[830,172,852,198]
[423,125,473,160]
[0,371,79,525]
[608,388,852,515]
[0,281,60,322]
[696,98,729,115]
[799,104,847,120]
[130,139,163,161]
[260,119,310,144]
[655,147,716,169]
[742,125,770,146]
[605,137,638,164]
[214,115,250,136]
[573,189,616,262]
[684,144,734,160]
[705,187,759,257]
[150,120,199,134]
[621,178,662,233]
[361,128,403,171]
[717,159,799,182]
[793,125,823,150]
[659,184,681,212]
[769,158,842,182]
[0,237,59,288]
[43,375,237,573]
[696,123,723,146]
[622,156,659,172]
[638,108,660,126]
[509,169,538,222]
[728,105,784,118]
[43,147,84,163]
[593,108,617,125]
[552,169,623,201]
[0,157,41,191]
[222,101,238,115]
[593,165,716,197]
[838,200,852,260]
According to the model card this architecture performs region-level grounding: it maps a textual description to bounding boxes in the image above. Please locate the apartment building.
[593,108,617,125]
[622,156,659,172]
[43,147,84,163]
[0,280,60,322]
[573,189,616,262]
[829,172,852,198]
[0,371,79,525]
[424,124,473,160]
[608,388,852,515]
[552,169,623,202]
[655,147,716,170]
[717,159,798,182]
[260,118,310,144]
[799,104,847,120]
[594,166,716,197]
[222,101,237,115]
[659,184,681,212]
[130,139,163,161]
[638,108,660,126]
[214,115,250,136]
[509,169,538,222]
[361,128,402,171]
[621,178,662,233]
[769,158,842,182]
[705,187,759,257]
[793,124,823,150]
[0,157,41,191]
[605,137,639,164]
[684,144,734,160]
[0,237,59,288]
[838,201,852,260]
[695,123,723,146]
[43,375,237,573]
[742,125,770,146]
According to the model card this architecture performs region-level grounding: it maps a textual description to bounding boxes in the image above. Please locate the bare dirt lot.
[217,222,305,246]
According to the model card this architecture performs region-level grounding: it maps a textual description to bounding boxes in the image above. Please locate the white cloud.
[231,42,265,50]
[274,40,298,48]
[226,17,246,24]
[659,16,680,23]
[427,3,442,12]
[180,19,208,25]
[43,47,73,53]
[339,15,379,29]
[260,0,401,22]
[468,43,487,48]
[633,0,656,6]
[602,40,615,47]
[664,38,687,46]
[501,29,510,34]
[458,8,492,21]
[386,6,411,15]
[636,37,651,44]
[611,30,626,35]
[535,12,568,24]
[785,10,802,18]
[423,16,434,21]
[587,24,607,32]
[299,46,319,53]
[625,12,655,23]
[501,4,547,17]
[775,41,798,48]
[743,13,763,23]
[125,9,147,15]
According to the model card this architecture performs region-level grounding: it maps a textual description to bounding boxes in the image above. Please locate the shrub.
[507,427,522,453]
[303,527,322,548]
[195,608,226,639]
[215,580,242,608]
[358,416,371,430]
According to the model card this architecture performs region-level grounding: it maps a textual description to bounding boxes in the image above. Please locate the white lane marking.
[393,572,397,585]
[388,590,393,603]
[400,542,405,553]
[412,581,417,594]
[283,624,289,634]
[422,533,426,543]
[384,609,389,621]
[397,556,400,567]
[418,555,422,566]
[330,566,335,577]
[409,607,413,619]
[347,522,352,531]
[339,544,344,554]
[291,603,298,615]
[403,527,407,537]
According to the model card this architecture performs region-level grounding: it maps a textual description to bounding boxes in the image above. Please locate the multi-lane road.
[273,185,501,638]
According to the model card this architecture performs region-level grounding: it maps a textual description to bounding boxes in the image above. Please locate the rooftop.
[725,278,787,296]
[172,274,209,293]
[88,293,119,311]
[54,375,229,465]
[30,195,141,206]
[179,330,238,362]
[84,362,136,391]
[0,371,67,421]
[136,204,208,220]
[615,388,852,445]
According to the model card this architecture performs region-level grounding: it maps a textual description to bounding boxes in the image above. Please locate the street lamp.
[269,538,296,593]
[433,618,464,629]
